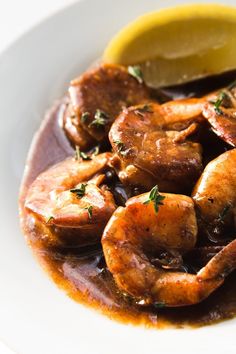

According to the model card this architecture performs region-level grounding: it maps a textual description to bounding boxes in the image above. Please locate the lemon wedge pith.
[103,4,236,87]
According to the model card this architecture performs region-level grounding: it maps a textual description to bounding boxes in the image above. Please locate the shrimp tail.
[198,238,236,281]
[150,239,236,307]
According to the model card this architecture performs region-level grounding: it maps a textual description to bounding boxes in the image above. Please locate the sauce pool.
[19,71,236,328]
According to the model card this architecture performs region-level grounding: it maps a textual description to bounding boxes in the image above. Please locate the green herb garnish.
[153,301,166,309]
[81,111,90,123]
[218,204,231,223]
[143,185,165,213]
[75,146,91,161]
[46,216,54,224]
[70,184,87,198]
[92,146,100,156]
[84,205,93,219]
[113,140,129,156]
[114,140,125,152]
[80,151,91,160]
[89,109,109,128]
[128,65,144,84]
[210,91,227,114]
[134,104,153,117]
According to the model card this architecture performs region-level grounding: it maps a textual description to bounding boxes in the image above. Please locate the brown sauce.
[19,71,236,329]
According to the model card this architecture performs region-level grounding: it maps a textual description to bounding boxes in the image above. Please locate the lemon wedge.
[103,4,236,87]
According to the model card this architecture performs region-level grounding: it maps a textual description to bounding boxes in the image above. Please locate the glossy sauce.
[19,71,236,328]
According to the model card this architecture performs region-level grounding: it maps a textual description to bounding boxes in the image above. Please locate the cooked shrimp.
[159,97,205,125]
[102,191,236,306]
[203,87,236,147]
[63,103,96,150]
[109,102,203,193]
[192,149,236,239]
[25,153,116,247]
[157,85,236,148]
[64,63,150,148]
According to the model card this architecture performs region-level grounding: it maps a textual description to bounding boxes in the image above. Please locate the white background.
[0,0,75,54]
[1,0,235,353]
[0,1,75,353]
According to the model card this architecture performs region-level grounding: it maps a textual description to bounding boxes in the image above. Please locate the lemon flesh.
[103,4,236,87]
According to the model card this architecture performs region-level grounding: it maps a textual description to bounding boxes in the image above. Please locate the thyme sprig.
[92,146,100,156]
[84,205,93,219]
[210,91,227,114]
[114,140,125,152]
[89,109,109,128]
[143,185,165,213]
[70,183,87,198]
[217,204,232,223]
[113,140,129,156]
[81,111,90,123]
[128,65,144,84]
[215,92,227,114]
[75,146,91,161]
[46,216,54,224]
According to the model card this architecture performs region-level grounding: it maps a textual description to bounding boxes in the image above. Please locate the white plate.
[1,0,236,353]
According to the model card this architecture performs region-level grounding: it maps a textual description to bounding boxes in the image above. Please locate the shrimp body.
[162,87,236,149]
[102,191,236,306]
[192,149,236,238]
[25,153,116,247]
[109,102,203,193]
[64,63,150,148]
[159,97,205,124]
[203,88,236,147]
[63,103,95,150]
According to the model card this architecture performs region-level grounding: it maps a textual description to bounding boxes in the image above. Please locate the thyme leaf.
[70,183,87,198]
[143,185,165,213]
[114,140,125,152]
[46,216,54,224]
[81,111,90,123]
[92,146,100,156]
[84,205,93,219]
[217,204,231,223]
[89,109,109,128]
[210,91,227,114]
[128,65,144,84]
[113,140,130,156]
[75,146,91,161]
